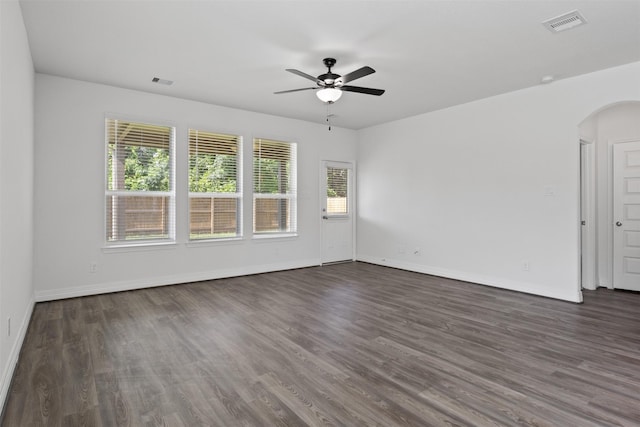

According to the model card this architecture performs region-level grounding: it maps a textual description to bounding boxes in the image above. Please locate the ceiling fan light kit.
[316,88,343,103]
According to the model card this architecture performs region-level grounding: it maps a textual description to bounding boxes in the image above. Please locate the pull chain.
[326,102,332,131]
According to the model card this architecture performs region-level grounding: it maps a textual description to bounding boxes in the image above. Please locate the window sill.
[186,237,244,247]
[102,241,177,253]
[252,233,298,241]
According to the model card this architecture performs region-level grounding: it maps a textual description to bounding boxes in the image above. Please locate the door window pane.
[326,167,349,215]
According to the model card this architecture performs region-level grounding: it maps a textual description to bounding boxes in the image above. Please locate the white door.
[613,140,640,291]
[321,161,354,264]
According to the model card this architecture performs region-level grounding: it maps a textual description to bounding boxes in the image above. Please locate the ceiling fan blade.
[286,69,323,85]
[335,66,375,85]
[274,87,318,94]
[340,85,385,96]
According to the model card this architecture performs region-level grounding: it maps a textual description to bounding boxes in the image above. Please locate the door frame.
[320,160,356,264]
[580,140,597,290]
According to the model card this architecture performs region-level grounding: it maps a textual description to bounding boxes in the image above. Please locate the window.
[253,138,297,235]
[326,166,349,215]
[106,118,175,244]
[189,129,242,240]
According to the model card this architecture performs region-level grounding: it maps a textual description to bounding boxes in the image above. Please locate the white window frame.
[325,164,351,219]
[252,138,297,237]
[188,129,243,241]
[104,116,176,247]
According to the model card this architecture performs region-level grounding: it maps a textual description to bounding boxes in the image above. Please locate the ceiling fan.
[274,58,385,103]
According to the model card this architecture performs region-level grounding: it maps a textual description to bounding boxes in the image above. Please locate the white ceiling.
[19,0,640,129]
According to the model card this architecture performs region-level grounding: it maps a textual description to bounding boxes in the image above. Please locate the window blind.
[326,166,349,215]
[253,138,297,234]
[188,129,242,239]
[105,118,175,243]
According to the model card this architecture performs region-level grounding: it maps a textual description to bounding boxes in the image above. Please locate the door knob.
[616,221,622,227]
[322,215,328,220]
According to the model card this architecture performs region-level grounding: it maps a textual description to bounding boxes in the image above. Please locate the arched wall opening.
[578,101,640,290]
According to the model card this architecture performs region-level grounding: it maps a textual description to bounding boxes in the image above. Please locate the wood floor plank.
[3,262,640,426]
[61,339,99,418]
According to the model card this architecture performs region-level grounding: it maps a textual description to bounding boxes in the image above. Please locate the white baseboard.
[35,258,321,302]
[1,296,35,416]
[357,254,582,303]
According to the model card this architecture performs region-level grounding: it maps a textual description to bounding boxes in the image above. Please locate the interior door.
[321,161,354,264]
[613,140,640,291]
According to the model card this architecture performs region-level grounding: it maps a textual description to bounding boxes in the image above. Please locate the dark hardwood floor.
[2,262,640,426]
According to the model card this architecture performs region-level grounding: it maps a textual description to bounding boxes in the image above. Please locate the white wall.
[33,74,357,300]
[356,62,640,302]
[0,0,35,410]
[581,102,640,287]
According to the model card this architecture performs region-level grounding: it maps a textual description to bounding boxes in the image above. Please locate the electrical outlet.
[523,261,530,271]
[89,262,98,273]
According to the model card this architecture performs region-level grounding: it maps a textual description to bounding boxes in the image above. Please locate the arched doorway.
[579,101,640,291]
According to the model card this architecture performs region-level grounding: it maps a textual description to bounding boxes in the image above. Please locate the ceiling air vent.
[542,10,587,33]
[152,77,174,85]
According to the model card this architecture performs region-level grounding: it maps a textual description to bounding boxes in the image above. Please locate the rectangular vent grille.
[542,10,587,33]
[152,77,174,85]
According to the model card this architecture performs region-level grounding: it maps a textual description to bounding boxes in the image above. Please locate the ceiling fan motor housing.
[320,58,340,86]
[318,73,340,86]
